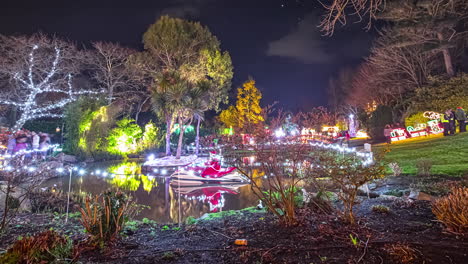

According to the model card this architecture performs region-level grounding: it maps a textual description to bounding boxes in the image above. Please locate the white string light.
[0,44,103,131]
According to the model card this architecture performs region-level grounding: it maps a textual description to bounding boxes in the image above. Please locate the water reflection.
[44,160,259,223]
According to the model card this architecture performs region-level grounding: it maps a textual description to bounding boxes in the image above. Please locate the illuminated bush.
[107,118,142,156]
[69,103,121,158]
[138,121,161,152]
[405,112,428,127]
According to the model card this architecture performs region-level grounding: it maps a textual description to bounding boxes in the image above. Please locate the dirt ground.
[1,196,467,264]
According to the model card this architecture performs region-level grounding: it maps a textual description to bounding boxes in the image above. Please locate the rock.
[55,153,77,163]
[379,194,399,200]
[408,190,436,201]
[416,191,436,202]
[38,160,63,171]
[408,189,419,200]
[200,213,210,220]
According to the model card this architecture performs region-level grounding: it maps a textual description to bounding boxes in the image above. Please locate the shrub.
[308,149,386,224]
[384,243,418,264]
[79,191,135,246]
[107,118,142,156]
[368,105,393,140]
[432,187,468,234]
[416,159,432,177]
[404,112,427,128]
[388,162,402,177]
[372,205,390,214]
[0,230,73,264]
[185,216,197,225]
[224,139,311,226]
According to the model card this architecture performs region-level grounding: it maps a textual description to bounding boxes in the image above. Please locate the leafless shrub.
[0,157,47,231]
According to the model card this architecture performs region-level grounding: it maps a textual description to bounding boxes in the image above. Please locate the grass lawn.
[374,132,468,176]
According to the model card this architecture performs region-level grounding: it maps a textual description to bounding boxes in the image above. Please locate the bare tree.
[0,34,100,131]
[319,0,385,35]
[379,0,468,77]
[0,157,52,231]
[87,42,150,107]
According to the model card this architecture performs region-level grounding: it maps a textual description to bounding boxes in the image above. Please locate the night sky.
[0,0,373,111]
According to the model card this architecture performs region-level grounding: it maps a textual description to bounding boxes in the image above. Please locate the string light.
[0,44,102,131]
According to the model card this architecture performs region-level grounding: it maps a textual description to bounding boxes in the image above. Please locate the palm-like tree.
[150,71,186,156]
[173,81,210,159]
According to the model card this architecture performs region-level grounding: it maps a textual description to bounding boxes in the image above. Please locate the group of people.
[2,129,51,157]
[441,107,466,136]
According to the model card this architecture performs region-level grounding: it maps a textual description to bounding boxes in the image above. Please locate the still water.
[43,159,260,224]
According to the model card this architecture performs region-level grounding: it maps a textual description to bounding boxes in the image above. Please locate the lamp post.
[57,166,85,223]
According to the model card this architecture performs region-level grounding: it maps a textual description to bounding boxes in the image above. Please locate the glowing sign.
[406,126,427,138]
[423,111,441,120]
[427,120,443,134]
[390,129,407,142]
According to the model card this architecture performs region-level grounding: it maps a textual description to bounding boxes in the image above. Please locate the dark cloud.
[158,0,214,19]
[267,13,333,64]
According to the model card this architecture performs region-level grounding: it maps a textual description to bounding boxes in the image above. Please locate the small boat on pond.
[170,153,248,185]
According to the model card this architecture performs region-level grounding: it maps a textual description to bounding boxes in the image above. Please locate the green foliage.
[349,234,359,248]
[142,217,156,225]
[107,118,142,156]
[76,103,122,160]
[23,120,62,135]
[0,230,73,264]
[125,220,139,232]
[369,105,393,139]
[384,189,404,197]
[185,216,197,225]
[405,112,428,127]
[263,186,304,210]
[63,97,103,156]
[413,74,468,112]
[138,121,161,152]
[200,207,265,221]
[142,16,233,156]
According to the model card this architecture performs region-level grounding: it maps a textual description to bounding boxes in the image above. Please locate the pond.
[43,159,261,224]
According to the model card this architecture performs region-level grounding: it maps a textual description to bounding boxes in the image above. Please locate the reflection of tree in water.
[107,162,157,192]
[169,186,208,223]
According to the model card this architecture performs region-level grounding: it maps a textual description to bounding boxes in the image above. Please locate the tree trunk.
[437,32,455,77]
[135,96,150,123]
[165,118,172,156]
[176,122,186,159]
[195,117,201,156]
[1,184,11,230]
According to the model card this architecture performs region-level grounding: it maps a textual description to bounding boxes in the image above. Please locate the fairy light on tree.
[0,39,101,131]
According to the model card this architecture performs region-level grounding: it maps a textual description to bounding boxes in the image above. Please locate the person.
[6,134,16,154]
[345,130,351,143]
[13,136,28,153]
[32,131,40,150]
[441,112,449,136]
[455,107,466,133]
[383,124,392,143]
[444,109,455,135]
[39,133,51,159]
